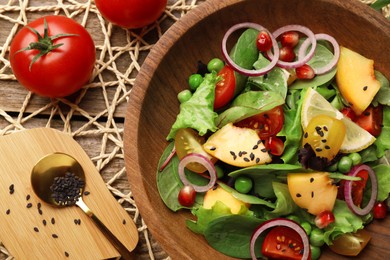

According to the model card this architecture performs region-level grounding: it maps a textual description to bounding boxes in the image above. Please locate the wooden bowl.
[124,0,390,259]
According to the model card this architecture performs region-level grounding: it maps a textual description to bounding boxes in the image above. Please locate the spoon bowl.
[31,152,135,260]
[31,152,84,206]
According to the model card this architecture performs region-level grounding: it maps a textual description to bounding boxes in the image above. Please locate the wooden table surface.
[0,0,387,259]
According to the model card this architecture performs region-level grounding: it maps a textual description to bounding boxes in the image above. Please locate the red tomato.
[9,16,96,98]
[355,105,383,137]
[264,136,285,156]
[235,106,284,139]
[262,226,309,260]
[338,169,368,207]
[214,65,236,110]
[95,0,167,29]
[341,106,357,121]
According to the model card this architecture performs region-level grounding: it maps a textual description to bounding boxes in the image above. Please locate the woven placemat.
[0,0,388,259]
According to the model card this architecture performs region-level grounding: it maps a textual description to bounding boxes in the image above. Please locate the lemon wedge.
[301,88,375,153]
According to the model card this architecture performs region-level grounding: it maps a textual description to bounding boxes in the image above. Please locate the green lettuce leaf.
[166,72,219,140]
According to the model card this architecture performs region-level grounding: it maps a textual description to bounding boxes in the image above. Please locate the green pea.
[177,90,192,103]
[300,222,312,235]
[326,162,338,172]
[310,245,322,260]
[234,176,253,194]
[207,58,224,73]
[215,165,225,179]
[310,228,325,247]
[348,152,362,166]
[338,156,353,173]
[286,215,301,224]
[188,74,203,91]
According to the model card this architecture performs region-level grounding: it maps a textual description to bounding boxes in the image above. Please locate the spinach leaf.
[289,44,337,90]
[264,182,298,218]
[372,164,390,201]
[229,28,260,96]
[156,142,206,211]
[186,201,247,235]
[166,72,218,140]
[204,215,265,258]
[216,91,285,127]
[228,164,303,198]
[247,53,289,100]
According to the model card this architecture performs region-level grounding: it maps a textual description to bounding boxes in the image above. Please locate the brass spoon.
[31,152,135,260]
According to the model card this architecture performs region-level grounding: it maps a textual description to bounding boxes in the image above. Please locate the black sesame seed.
[43,219,47,226]
[38,209,43,215]
[123,219,126,225]
[26,203,33,208]
[257,140,262,145]
[315,148,322,152]
[304,132,308,138]
[310,177,314,183]
[252,145,258,150]
[363,86,368,91]
[37,202,41,209]
[52,234,58,238]
[261,148,267,153]
[210,146,216,151]
[83,191,90,196]
[9,184,14,191]
[65,252,69,257]
[34,227,39,232]
[325,145,331,150]
[323,126,328,131]
[243,157,250,162]
[311,191,314,198]
[6,209,10,215]
[321,139,327,143]
[255,158,260,163]
[250,153,255,161]
[51,217,55,225]
[26,194,30,200]
[296,193,302,198]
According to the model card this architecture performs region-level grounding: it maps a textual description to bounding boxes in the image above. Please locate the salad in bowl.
[156,22,390,260]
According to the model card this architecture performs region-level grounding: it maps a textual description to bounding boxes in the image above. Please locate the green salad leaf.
[166,72,219,140]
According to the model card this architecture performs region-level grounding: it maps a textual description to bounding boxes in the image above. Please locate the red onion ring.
[178,153,217,192]
[344,164,378,216]
[266,24,317,69]
[221,22,280,76]
[250,218,310,260]
[298,33,340,75]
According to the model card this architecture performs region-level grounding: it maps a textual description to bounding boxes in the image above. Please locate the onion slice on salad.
[221,22,280,76]
[298,33,340,75]
[178,153,217,192]
[344,164,378,216]
[266,24,317,69]
[250,218,310,260]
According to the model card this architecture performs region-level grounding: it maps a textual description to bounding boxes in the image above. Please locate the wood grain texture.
[0,128,138,259]
[124,0,390,259]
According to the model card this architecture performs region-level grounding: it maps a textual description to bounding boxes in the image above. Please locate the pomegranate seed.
[373,201,387,219]
[280,31,299,48]
[256,30,273,52]
[279,46,296,62]
[178,185,196,207]
[295,64,315,80]
[315,210,335,229]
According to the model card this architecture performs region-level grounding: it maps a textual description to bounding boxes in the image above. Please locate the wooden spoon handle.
[77,199,136,260]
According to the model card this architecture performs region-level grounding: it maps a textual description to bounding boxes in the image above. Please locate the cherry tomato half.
[338,169,368,207]
[262,226,310,260]
[9,16,96,98]
[328,229,371,256]
[174,128,217,173]
[355,105,383,137]
[214,65,236,110]
[264,136,285,156]
[95,0,167,29]
[235,106,284,139]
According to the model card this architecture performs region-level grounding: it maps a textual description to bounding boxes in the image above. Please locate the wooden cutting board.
[0,128,138,259]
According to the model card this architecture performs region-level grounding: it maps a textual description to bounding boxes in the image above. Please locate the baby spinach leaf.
[166,72,219,140]
[156,142,206,211]
[264,182,298,218]
[372,164,390,201]
[228,164,303,198]
[204,215,265,258]
[216,91,284,127]
[289,44,337,90]
[229,28,260,96]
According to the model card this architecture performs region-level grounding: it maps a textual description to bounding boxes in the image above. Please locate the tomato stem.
[14,18,78,71]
